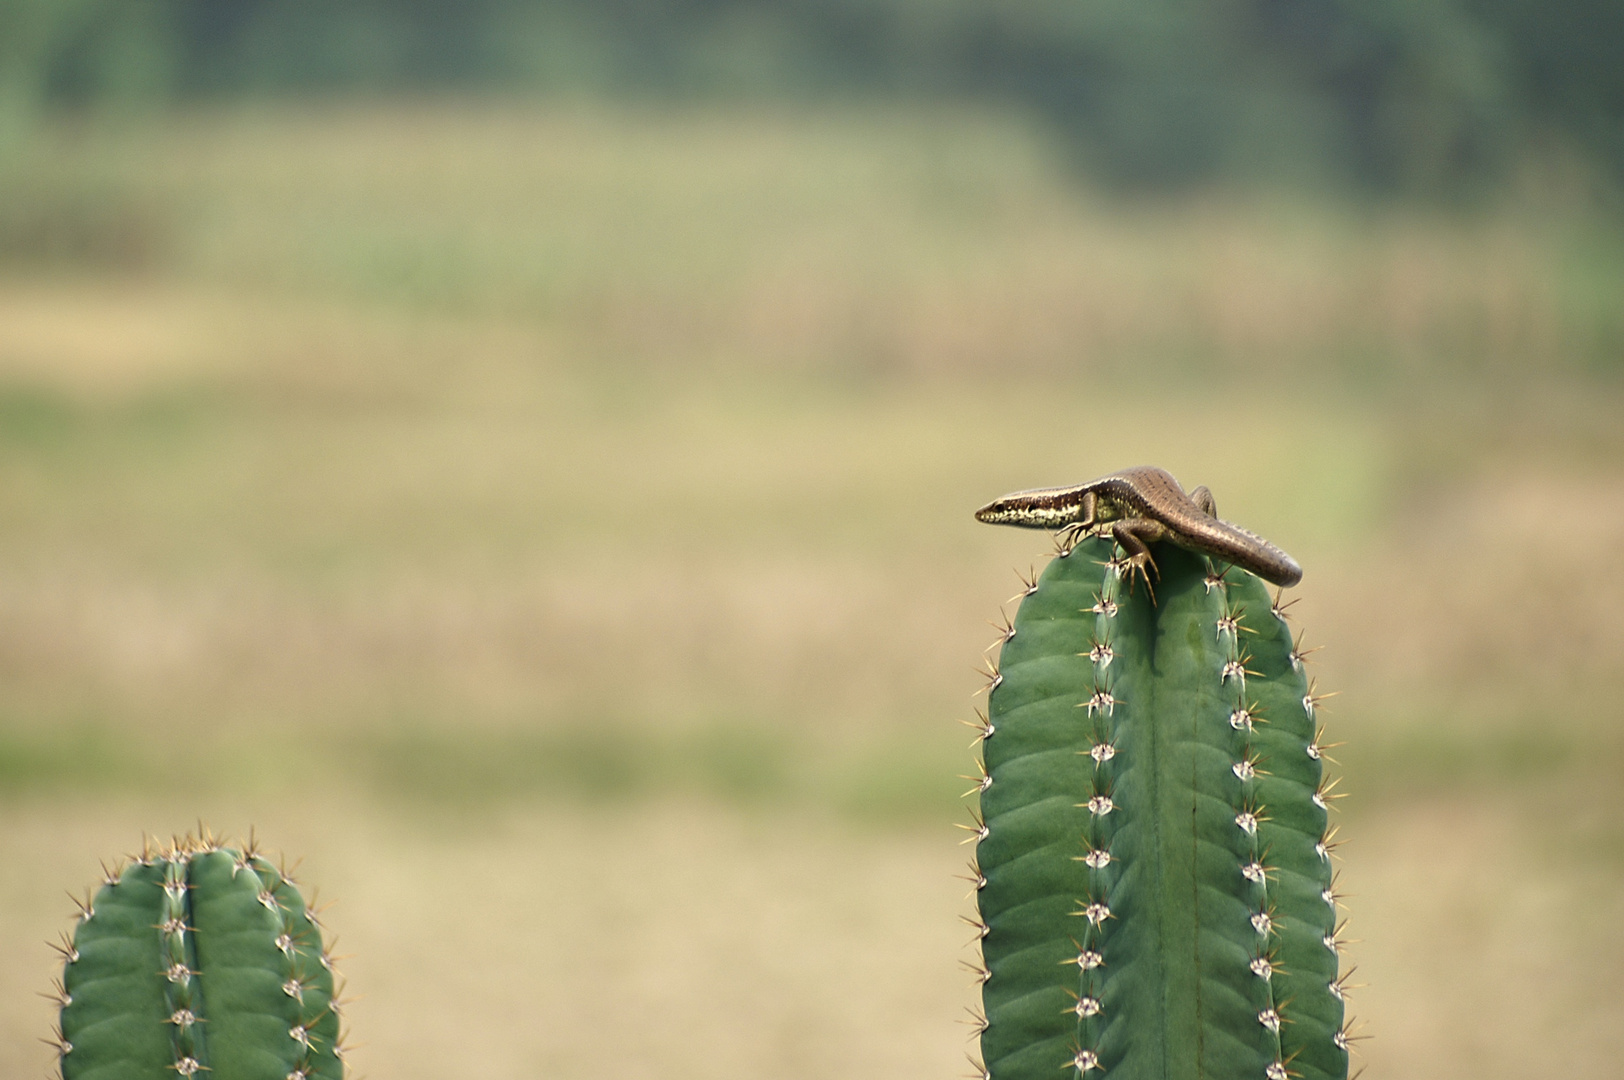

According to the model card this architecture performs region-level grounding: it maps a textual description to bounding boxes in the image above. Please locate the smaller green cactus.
[46,831,346,1080]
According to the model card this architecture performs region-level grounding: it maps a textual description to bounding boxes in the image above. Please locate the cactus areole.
[49,834,345,1080]
[970,535,1350,1080]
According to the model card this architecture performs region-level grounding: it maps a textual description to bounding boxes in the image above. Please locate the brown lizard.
[974,465,1302,588]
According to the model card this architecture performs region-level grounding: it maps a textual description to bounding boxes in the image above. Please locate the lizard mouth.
[972,501,1008,524]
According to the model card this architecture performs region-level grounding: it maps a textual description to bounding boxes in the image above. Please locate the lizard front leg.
[1057,489,1100,552]
[1110,516,1168,597]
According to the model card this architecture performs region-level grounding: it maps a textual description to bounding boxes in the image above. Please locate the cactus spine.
[969,537,1351,1080]
[47,833,345,1080]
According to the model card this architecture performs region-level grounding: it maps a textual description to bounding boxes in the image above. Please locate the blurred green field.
[1,103,1623,1079]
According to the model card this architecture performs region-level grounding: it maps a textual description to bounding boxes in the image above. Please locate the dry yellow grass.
[0,799,977,1080]
[7,793,1624,1080]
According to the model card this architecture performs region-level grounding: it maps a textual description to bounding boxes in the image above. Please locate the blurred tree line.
[0,0,1621,193]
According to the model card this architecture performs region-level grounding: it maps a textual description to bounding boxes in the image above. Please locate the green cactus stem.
[47,832,345,1080]
[968,536,1351,1080]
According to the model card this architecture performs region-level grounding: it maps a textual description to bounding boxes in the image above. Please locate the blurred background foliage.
[1,0,1623,191]
[0,2,1622,1080]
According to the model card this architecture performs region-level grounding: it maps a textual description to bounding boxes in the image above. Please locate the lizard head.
[974,486,1090,529]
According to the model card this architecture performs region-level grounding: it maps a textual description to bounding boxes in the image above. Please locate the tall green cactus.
[46,832,345,1080]
[967,537,1352,1080]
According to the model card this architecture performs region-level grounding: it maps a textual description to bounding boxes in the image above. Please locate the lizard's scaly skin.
[975,465,1303,587]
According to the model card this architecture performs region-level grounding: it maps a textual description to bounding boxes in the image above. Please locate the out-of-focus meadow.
[2,10,1624,1078]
